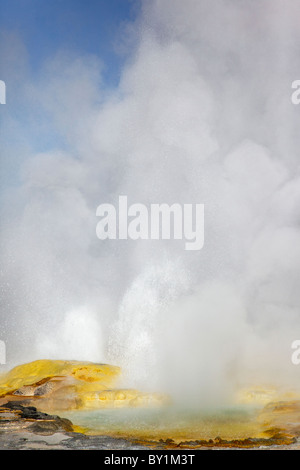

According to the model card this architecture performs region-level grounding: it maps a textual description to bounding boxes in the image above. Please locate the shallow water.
[61,405,265,444]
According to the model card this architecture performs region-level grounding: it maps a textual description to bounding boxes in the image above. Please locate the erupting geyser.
[0,1,300,424]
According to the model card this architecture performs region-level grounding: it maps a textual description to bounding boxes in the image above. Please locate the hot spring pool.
[60,405,267,445]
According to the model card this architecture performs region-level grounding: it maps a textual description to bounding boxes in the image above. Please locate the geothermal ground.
[0,359,299,450]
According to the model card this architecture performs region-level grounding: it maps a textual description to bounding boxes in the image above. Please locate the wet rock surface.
[0,402,148,449]
[0,430,150,450]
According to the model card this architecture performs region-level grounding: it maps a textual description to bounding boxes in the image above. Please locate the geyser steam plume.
[1,0,300,406]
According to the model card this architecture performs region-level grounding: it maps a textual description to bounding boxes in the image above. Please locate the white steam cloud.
[1,0,300,405]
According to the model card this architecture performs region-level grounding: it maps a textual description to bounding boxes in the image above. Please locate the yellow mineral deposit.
[0,360,120,393]
[0,359,168,412]
[80,388,168,410]
[236,384,300,406]
[232,383,300,446]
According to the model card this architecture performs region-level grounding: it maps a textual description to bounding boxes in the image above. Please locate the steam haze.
[1,0,300,406]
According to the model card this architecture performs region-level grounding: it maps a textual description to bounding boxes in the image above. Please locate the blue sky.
[0,0,139,85]
[0,0,141,191]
